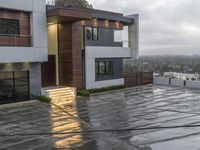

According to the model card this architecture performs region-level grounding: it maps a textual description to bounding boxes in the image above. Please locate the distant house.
[164,72,199,81]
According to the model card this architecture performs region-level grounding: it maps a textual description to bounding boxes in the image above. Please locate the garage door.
[0,71,29,104]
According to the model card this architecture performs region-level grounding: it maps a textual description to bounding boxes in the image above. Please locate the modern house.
[43,5,139,90]
[0,1,139,104]
[0,0,47,104]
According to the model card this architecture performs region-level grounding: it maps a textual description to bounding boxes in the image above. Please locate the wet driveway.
[1,85,200,149]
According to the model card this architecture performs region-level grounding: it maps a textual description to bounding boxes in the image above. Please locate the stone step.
[42,86,77,105]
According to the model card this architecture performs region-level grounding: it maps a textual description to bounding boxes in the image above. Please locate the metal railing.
[0,34,32,47]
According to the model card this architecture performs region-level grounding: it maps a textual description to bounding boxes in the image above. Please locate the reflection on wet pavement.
[1,85,200,149]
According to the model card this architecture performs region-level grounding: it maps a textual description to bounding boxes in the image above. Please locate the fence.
[124,72,153,87]
[153,77,200,89]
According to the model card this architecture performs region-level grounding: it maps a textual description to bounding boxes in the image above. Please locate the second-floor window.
[0,18,19,36]
[85,27,98,41]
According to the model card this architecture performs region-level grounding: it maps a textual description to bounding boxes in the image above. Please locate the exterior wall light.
[81,20,85,26]
[105,20,109,28]
[116,21,120,29]
[93,18,98,27]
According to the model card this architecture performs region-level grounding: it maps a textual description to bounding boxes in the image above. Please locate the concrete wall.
[0,0,47,63]
[86,46,132,59]
[85,46,129,89]
[87,78,124,89]
[154,77,200,89]
[186,80,200,89]
[171,79,184,87]
[127,14,139,59]
[153,77,170,85]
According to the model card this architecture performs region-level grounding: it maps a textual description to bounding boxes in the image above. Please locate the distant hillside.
[124,55,200,74]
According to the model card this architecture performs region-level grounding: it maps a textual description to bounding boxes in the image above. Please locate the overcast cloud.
[48,0,200,55]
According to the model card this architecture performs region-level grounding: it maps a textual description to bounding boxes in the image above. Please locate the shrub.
[77,90,90,97]
[77,85,125,97]
[37,96,52,103]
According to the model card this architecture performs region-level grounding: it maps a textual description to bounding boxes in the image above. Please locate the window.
[95,61,113,79]
[0,71,29,104]
[0,19,19,36]
[114,30,122,42]
[85,27,92,40]
[93,27,98,40]
[85,27,98,41]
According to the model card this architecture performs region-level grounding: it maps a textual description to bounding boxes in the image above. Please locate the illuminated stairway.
[41,87,76,105]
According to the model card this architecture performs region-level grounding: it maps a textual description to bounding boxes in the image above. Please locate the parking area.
[1,85,200,149]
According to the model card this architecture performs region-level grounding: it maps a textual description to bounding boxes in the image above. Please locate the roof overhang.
[46,5,134,25]
[47,6,92,24]
[92,13,134,25]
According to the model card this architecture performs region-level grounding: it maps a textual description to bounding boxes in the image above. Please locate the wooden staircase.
[41,87,76,105]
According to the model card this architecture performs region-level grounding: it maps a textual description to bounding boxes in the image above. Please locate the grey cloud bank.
[87,0,200,55]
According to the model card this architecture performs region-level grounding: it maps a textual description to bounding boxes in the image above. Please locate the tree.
[55,0,93,8]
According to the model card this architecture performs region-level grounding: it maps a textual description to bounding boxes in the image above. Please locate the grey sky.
[47,0,200,55]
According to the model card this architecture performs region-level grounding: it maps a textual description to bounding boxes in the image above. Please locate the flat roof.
[47,5,134,24]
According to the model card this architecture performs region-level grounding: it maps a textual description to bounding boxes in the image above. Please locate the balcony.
[0,34,47,63]
[0,34,32,47]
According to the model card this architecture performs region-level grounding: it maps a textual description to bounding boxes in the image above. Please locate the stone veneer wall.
[29,63,42,98]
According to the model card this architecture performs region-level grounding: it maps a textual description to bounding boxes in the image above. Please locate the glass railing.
[0,34,32,47]
[122,40,131,48]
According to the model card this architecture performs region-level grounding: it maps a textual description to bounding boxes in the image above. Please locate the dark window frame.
[0,18,20,36]
[0,71,29,104]
[95,60,113,79]
[85,26,99,41]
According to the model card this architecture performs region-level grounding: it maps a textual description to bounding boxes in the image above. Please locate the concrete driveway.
[1,85,200,150]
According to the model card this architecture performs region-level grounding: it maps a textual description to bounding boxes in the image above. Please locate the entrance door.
[0,71,29,104]
[41,55,56,87]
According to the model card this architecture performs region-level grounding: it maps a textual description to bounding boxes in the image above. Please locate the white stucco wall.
[86,46,132,59]
[186,80,200,89]
[127,14,139,59]
[85,46,128,89]
[0,0,47,63]
[171,79,184,87]
[153,77,170,85]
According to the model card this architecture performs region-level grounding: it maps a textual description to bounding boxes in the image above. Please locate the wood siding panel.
[124,72,153,87]
[42,55,56,87]
[0,9,31,47]
[58,22,83,89]
[142,72,153,84]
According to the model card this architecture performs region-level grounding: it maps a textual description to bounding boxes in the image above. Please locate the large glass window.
[85,27,98,41]
[0,71,29,104]
[0,18,19,36]
[95,61,113,79]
